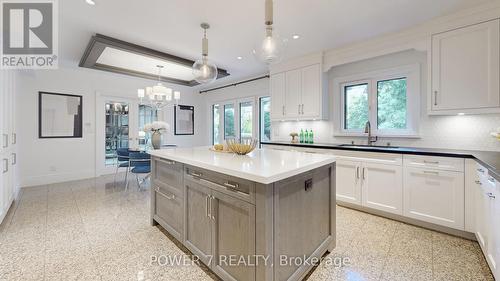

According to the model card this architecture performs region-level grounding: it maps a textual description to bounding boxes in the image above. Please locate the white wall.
[271,50,500,152]
[17,67,207,187]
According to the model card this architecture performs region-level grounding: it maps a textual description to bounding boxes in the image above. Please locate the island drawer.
[152,157,183,191]
[185,165,255,204]
[154,185,183,241]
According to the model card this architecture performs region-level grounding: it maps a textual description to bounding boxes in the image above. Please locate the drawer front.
[403,155,464,172]
[153,157,183,191]
[155,186,183,240]
[185,166,255,204]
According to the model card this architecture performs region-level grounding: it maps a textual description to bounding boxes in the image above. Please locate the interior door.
[211,190,256,281]
[362,162,403,215]
[184,179,213,267]
[335,159,362,205]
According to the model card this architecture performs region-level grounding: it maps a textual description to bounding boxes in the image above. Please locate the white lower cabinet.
[335,159,362,205]
[362,163,403,215]
[490,183,500,278]
[336,157,403,216]
[403,167,464,230]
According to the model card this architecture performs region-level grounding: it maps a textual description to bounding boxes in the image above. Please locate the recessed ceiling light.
[237,56,243,60]
[292,34,300,40]
[86,0,96,5]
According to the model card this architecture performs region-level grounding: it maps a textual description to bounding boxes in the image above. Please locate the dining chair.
[127,152,151,190]
[114,148,130,186]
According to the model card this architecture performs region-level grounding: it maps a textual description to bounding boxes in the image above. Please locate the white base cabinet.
[335,153,403,216]
[403,167,464,230]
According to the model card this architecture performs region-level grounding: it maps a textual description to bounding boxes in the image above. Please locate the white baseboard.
[20,169,96,187]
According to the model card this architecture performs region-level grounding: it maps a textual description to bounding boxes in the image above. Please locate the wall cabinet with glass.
[270,53,328,121]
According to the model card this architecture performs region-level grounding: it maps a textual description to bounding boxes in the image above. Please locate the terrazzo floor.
[0,174,494,281]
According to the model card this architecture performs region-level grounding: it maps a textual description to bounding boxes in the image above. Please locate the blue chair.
[127,152,151,190]
[114,148,130,186]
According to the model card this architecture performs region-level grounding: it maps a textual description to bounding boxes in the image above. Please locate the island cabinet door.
[184,180,214,267]
[210,190,256,281]
[361,163,403,215]
[335,159,362,205]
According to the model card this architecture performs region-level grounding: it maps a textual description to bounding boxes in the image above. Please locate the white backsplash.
[272,114,500,152]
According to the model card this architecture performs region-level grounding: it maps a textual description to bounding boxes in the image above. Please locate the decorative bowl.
[226,139,258,155]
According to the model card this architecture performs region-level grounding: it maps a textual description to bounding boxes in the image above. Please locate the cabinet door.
[487,183,499,277]
[0,158,6,223]
[404,167,464,229]
[184,180,213,266]
[475,180,488,251]
[154,185,183,241]
[432,19,500,111]
[336,159,362,205]
[362,163,403,215]
[211,190,255,281]
[301,64,321,118]
[285,69,301,119]
[270,72,286,120]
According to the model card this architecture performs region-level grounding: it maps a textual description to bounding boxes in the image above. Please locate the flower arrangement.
[144,121,170,133]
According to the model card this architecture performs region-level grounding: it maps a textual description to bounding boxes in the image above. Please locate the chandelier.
[137,65,180,110]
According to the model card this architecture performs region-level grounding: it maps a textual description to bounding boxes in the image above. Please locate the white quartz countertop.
[148,147,336,184]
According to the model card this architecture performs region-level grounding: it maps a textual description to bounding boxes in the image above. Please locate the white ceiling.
[60,0,492,89]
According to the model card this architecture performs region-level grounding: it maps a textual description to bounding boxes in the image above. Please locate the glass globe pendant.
[193,23,218,84]
[253,0,284,65]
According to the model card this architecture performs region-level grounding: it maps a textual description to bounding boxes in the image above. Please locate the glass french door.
[212,98,257,144]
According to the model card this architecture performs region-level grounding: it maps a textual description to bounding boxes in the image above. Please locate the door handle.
[191,171,203,178]
[155,186,175,200]
[434,91,438,106]
[301,104,304,114]
[2,158,8,174]
[298,105,300,115]
[282,105,285,116]
[210,195,216,221]
[206,195,211,218]
[2,134,8,148]
[362,167,366,180]
[423,170,439,175]
[11,153,16,165]
[12,133,16,145]
[355,166,360,179]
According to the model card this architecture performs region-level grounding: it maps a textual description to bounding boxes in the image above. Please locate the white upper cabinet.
[270,53,328,121]
[285,69,302,119]
[430,19,500,114]
[270,72,286,120]
[301,64,321,118]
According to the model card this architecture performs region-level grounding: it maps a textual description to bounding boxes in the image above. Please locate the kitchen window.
[337,64,419,137]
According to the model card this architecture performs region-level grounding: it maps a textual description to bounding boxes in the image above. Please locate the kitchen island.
[148,147,336,281]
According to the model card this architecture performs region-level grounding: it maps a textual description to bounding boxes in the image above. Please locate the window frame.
[336,64,420,138]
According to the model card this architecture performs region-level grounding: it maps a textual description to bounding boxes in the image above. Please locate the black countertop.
[261,141,500,182]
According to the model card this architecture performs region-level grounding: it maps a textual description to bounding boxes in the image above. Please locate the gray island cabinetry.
[149,147,336,281]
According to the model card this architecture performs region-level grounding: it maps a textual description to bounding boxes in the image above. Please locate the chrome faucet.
[364,121,378,145]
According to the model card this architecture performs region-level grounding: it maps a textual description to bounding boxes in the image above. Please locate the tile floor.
[0,175,494,281]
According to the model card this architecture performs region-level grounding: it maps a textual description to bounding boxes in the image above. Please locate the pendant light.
[192,23,218,84]
[253,0,284,64]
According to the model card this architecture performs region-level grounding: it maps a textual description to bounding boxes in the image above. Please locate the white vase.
[152,131,161,150]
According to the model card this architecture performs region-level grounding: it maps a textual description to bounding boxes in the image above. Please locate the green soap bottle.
[299,129,304,143]
[304,130,308,143]
[309,130,314,143]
